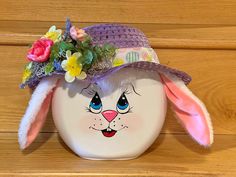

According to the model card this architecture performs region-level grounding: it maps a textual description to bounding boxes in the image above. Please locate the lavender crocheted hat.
[20,19,191,89]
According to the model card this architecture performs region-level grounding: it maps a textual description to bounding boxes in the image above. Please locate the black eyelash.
[124,88,132,95]
[131,84,141,96]
[80,84,91,94]
[118,106,133,114]
[128,106,133,113]
[81,83,97,96]
[123,84,141,96]
[85,107,92,113]
[86,89,96,96]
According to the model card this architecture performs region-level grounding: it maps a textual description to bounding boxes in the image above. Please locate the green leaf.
[26,62,33,70]
[94,46,102,58]
[81,41,89,48]
[82,63,91,72]
[78,55,85,64]
[83,49,93,64]
[44,62,54,74]
[81,36,92,48]
[102,44,116,58]
[50,42,60,60]
[92,51,98,61]
[50,41,77,62]
[103,43,111,51]
[59,41,74,51]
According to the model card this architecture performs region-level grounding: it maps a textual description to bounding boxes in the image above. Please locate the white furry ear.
[160,73,213,147]
[18,76,59,149]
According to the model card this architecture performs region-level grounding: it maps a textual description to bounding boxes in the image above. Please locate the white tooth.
[107,128,111,131]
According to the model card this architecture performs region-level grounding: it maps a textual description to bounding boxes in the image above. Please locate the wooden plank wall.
[0,0,235,176]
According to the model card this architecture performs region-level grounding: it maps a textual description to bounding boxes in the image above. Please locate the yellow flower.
[22,67,32,83]
[61,51,87,83]
[113,58,125,67]
[44,26,62,42]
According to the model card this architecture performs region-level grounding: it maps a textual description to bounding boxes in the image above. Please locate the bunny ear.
[160,73,213,147]
[18,76,59,150]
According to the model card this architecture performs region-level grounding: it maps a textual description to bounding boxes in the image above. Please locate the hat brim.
[22,61,191,89]
[86,61,191,85]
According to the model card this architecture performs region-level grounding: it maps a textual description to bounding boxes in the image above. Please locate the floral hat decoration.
[21,18,191,89]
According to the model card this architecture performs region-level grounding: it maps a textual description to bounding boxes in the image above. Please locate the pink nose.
[102,110,118,122]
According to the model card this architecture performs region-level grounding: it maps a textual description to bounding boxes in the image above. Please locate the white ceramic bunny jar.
[52,68,166,160]
[18,21,213,160]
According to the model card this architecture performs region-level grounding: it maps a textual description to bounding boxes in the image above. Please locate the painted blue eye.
[117,102,129,110]
[89,92,102,114]
[90,103,102,110]
[116,93,130,114]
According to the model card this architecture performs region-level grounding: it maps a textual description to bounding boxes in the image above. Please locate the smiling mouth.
[89,125,128,138]
[101,127,117,137]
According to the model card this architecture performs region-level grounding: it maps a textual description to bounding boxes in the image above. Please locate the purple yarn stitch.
[83,24,150,48]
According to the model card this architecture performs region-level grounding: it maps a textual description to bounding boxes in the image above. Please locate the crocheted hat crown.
[84,24,150,48]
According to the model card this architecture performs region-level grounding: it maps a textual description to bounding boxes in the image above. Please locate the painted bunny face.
[18,63,213,159]
[52,68,166,159]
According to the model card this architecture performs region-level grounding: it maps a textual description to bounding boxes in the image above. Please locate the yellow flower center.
[66,56,82,77]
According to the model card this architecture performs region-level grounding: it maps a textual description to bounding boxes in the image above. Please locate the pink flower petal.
[27,38,54,62]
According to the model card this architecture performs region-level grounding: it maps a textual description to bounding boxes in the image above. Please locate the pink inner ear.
[160,74,211,146]
[25,91,53,148]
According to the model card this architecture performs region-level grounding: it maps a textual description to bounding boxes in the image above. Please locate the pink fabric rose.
[27,38,54,62]
[70,26,87,41]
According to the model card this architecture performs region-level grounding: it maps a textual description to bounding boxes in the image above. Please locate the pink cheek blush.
[121,113,142,132]
[77,114,105,132]
[77,115,96,132]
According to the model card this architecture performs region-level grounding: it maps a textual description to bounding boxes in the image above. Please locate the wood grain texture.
[1,21,236,49]
[0,0,236,176]
[0,133,236,176]
[0,46,235,135]
[1,0,236,25]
